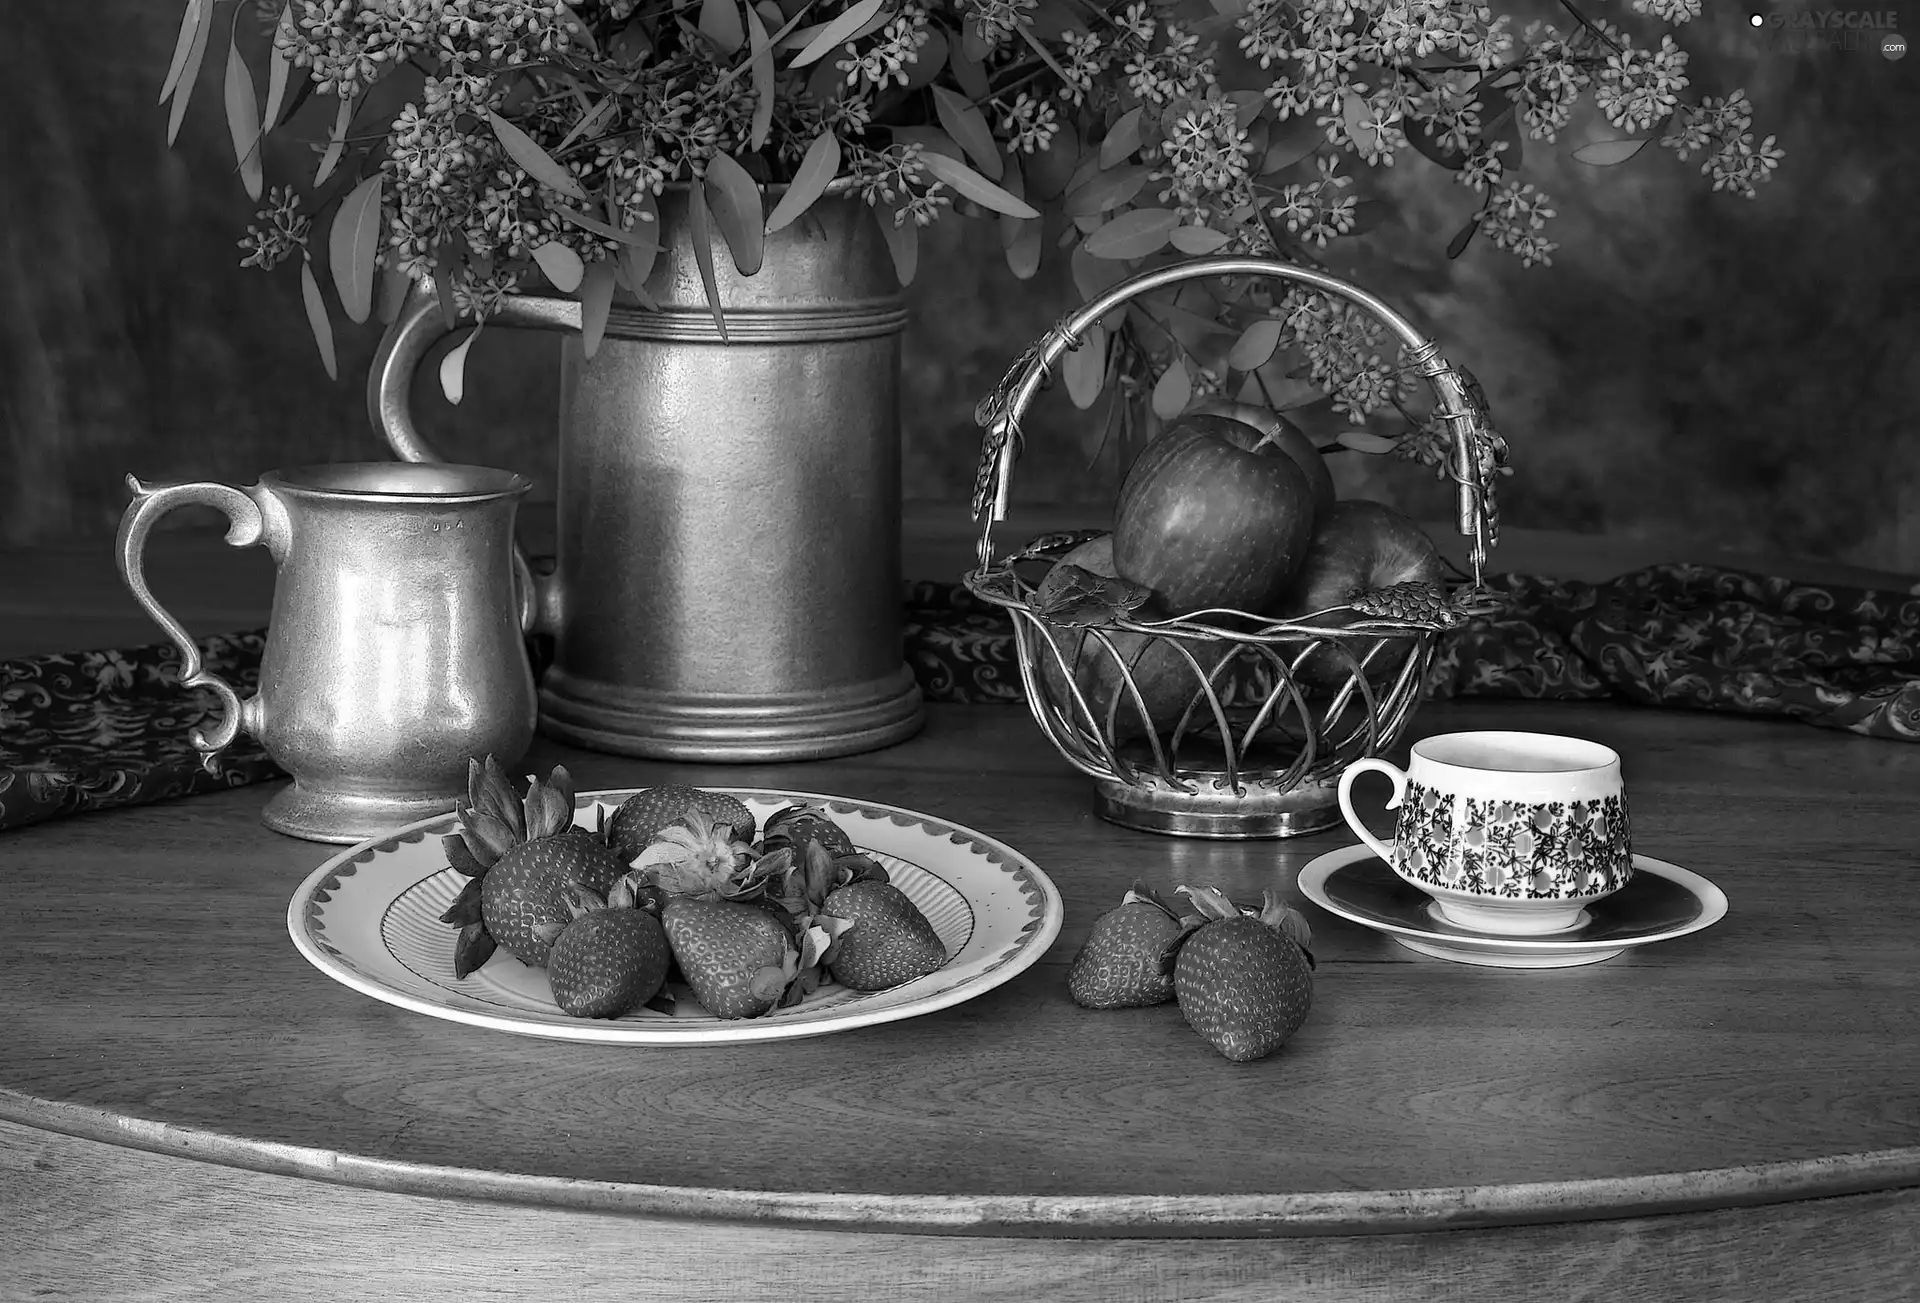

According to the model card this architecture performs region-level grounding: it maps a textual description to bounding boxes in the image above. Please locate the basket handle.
[968,257,1506,587]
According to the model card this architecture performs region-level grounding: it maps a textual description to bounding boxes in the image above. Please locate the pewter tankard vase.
[370,190,926,762]
[116,462,539,843]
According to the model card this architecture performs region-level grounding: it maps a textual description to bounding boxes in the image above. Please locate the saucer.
[1297,843,1727,969]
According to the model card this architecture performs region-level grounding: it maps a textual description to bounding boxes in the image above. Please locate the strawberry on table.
[661,897,805,1020]
[438,756,626,974]
[606,785,757,867]
[1167,886,1315,1063]
[540,873,673,1019]
[1066,881,1189,1010]
[821,877,946,992]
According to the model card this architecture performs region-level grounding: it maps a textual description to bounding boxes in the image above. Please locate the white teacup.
[1338,731,1633,935]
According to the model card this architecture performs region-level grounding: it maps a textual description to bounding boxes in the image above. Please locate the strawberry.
[1066,882,1188,1009]
[539,874,672,1019]
[660,897,801,1019]
[821,877,947,992]
[760,803,857,863]
[627,811,770,901]
[439,757,626,973]
[1167,886,1316,1064]
[606,785,756,866]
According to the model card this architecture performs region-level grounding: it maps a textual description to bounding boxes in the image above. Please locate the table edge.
[7,1089,1917,1240]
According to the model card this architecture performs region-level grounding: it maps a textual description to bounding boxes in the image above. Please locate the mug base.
[1427,898,1593,936]
[261,782,461,845]
[535,664,926,762]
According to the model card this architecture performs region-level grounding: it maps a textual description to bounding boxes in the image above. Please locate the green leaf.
[698,0,745,54]
[485,109,589,201]
[260,4,295,134]
[328,173,383,324]
[165,0,213,147]
[1032,561,1152,626]
[790,0,885,66]
[440,326,479,404]
[705,153,765,276]
[915,151,1038,219]
[1337,430,1399,454]
[947,34,990,100]
[1343,91,1394,158]
[1063,322,1106,410]
[298,258,337,381]
[1151,357,1192,421]
[900,24,948,90]
[375,267,413,324]
[766,132,840,233]
[1226,91,1265,131]
[616,191,663,293]
[1573,138,1651,166]
[1069,242,1132,327]
[579,257,616,359]
[556,96,617,155]
[1227,318,1283,372]
[553,203,653,247]
[1404,111,1468,170]
[996,155,1026,247]
[1446,213,1480,260]
[891,124,966,164]
[1082,206,1179,259]
[1098,107,1143,169]
[1261,116,1322,174]
[160,0,206,106]
[532,242,585,293]
[314,94,353,187]
[1170,225,1232,255]
[744,1,775,151]
[876,207,918,285]
[223,32,263,201]
[1004,217,1042,279]
[1062,164,1149,217]
[687,181,729,342]
[931,85,1003,181]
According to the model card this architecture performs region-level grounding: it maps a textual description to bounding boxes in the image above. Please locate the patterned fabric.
[4,564,1916,834]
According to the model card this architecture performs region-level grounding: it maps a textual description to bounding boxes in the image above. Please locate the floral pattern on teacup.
[1394,784,1632,899]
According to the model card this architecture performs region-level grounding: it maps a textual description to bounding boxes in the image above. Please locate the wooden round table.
[4,699,1917,1300]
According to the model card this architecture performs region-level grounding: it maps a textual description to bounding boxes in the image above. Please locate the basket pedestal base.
[1091,770,1346,840]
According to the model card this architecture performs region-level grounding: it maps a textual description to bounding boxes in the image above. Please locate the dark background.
[4,3,1915,571]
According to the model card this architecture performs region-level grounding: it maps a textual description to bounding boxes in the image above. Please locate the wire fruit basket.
[961,258,1509,839]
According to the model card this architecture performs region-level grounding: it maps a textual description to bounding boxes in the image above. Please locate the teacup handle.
[1338,758,1409,865]
[115,475,279,771]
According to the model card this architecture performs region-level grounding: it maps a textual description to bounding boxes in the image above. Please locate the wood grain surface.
[2,528,1918,1298]
[5,1122,1916,1303]
[2,698,1918,1221]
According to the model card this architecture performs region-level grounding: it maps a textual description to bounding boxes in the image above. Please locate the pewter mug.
[116,462,539,844]
[369,189,925,762]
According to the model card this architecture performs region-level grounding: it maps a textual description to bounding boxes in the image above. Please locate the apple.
[1112,414,1318,617]
[1268,499,1446,696]
[1033,536,1203,743]
[1187,399,1336,520]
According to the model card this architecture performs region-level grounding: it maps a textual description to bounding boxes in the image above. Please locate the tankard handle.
[370,282,577,636]
[115,476,276,772]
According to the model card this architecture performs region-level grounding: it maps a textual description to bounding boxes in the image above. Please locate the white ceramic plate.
[1297,842,1727,969]
[287,788,1063,1044]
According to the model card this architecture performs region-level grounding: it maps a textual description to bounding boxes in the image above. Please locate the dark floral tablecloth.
[4,564,1917,833]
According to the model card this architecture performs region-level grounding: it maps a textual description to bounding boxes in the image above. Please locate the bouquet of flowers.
[162,0,1778,459]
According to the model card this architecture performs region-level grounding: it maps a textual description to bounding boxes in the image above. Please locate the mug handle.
[1338,758,1409,865]
[115,475,277,772]
[369,282,576,635]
